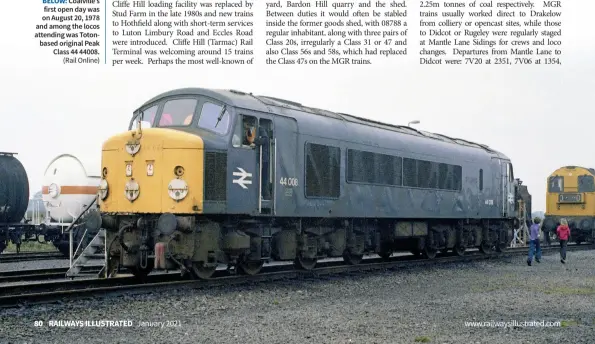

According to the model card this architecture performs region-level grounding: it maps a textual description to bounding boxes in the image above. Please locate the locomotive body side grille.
[205,152,227,201]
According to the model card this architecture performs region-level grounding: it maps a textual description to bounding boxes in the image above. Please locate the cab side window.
[233,115,257,148]
[507,163,514,182]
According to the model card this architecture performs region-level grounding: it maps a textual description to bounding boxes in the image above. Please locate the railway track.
[0,244,592,308]
[0,251,64,263]
[0,266,103,284]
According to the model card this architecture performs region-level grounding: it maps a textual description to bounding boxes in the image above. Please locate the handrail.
[63,197,97,233]
[258,145,262,213]
[73,228,88,258]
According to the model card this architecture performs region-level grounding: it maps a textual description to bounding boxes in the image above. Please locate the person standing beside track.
[527,217,542,266]
[556,218,571,264]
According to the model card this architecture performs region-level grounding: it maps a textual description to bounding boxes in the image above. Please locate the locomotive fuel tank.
[0,153,29,223]
[42,153,101,224]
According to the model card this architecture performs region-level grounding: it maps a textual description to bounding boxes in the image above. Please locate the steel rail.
[0,244,592,308]
[0,252,64,263]
[0,266,103,283]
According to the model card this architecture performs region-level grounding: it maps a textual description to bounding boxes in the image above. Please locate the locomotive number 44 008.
[279,177,298,187]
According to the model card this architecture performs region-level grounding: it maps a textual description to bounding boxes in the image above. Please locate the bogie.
[191,262,217,279]
[237,259,264,275]
[104,216,514,280]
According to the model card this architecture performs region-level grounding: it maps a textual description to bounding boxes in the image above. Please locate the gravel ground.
[0,259,70,273]
[1,249,594,344]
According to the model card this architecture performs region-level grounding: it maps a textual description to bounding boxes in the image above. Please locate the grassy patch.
[544,287,595,296]
[470,285,502,293]
[4,239,57,253]
[414,336,431,343]
[561,320,579,327]
[469,281,526,293]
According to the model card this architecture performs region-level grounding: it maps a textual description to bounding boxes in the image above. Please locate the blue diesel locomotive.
[98,88,525,279]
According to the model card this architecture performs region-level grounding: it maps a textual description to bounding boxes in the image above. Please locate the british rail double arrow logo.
[232,167,252,189]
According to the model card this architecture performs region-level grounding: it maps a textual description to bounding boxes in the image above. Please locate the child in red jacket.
[556,218,571,264]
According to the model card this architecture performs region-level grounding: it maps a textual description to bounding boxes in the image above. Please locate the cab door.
[272,116,299,216]
[227,113,260,215]
[257,117,274,214]
[498,159,515,217]
[227,113,276,215]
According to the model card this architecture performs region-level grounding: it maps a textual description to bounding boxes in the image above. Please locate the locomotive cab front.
[99,94,233,278]
[98,91,280,279]
[543,166,595,244]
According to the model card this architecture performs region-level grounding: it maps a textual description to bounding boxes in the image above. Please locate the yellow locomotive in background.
[542,166,595,244]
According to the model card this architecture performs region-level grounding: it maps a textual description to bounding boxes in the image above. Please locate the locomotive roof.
[555,166,595,175]
[138,88,505,157]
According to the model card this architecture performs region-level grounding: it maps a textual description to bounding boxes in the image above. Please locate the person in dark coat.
[254,126,271,199]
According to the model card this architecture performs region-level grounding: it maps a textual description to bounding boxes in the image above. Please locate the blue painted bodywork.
[133,88,517,221]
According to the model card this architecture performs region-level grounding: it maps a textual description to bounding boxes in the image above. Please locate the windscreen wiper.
[214,105,227,128]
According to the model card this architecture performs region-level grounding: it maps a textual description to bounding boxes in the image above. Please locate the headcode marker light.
[98,179,109,200]
[168,179,188,201]
[125,180,140,202]
[125,142,140,156]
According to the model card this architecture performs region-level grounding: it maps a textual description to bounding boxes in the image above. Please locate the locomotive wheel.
[342,250,363,265]
[454,245,466,257]
[423,246,437,259]
[294,253,317,270]
[237,260,264,275]
[479,242,492,254]
[495,242,507,253]
[191,262,217,279]
[495,230,507,253]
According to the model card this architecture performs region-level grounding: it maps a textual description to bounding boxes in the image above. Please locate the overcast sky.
[1,1,593,212]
